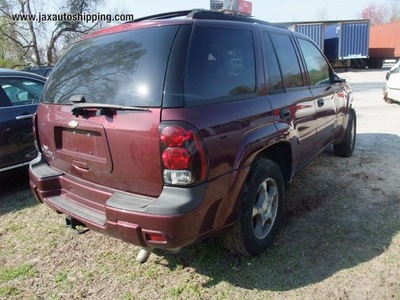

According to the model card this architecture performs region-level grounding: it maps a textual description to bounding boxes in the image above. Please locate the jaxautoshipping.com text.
[12,12,135,23]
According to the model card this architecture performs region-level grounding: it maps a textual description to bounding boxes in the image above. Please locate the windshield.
[42,25,179,107]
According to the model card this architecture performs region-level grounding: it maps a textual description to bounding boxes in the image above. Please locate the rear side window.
[262,32,284,93]
[185,27,256,105]
[298,38,331,85]
[42,26,179,107]
[269,33,304,89]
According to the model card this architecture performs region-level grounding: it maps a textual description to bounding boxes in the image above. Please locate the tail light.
[160,122,208,186]
[32,113,42,153]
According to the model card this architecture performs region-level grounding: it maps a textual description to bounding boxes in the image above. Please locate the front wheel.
[334,108,356,157]
[223,159,284,256]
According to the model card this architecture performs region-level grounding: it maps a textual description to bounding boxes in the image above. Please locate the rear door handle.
[72,160,89,170]
[279,108,291,120]
[317,99,324,107]
[15,113,35,120]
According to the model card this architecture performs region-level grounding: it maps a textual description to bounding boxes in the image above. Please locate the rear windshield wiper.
[71,103,150,116]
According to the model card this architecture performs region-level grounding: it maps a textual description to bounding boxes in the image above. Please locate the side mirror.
[333,75,346,83]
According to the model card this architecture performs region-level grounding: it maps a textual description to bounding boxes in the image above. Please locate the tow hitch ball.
[65,216,89,234]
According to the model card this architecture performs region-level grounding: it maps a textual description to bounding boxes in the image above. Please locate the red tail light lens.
[162,148,190,169]
[32,113,41,153]
[160,123,208,186]
[160,126,191,147]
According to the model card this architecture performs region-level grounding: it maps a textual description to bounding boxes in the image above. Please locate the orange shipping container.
[369,21,400,58]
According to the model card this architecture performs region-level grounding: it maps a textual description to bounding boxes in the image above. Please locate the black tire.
[368,58,384,69]
[223,159,284,256]
[334,108,356,157]
[359,59,367,69]
[352,59,367,69]
[386,98,394,104]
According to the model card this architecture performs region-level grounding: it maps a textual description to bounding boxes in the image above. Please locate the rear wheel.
[351,59,367,69]
[334,108,356,157]
[223,159,284,256]
[367,58,384,69]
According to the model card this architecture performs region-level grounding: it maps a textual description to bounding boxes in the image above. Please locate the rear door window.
[42,25,179,107]
[185,26,256,105]
[269,33,304,89]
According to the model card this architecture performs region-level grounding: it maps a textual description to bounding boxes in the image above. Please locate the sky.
[104,0,391,23]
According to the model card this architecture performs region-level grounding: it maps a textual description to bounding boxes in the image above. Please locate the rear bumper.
[29,154,237,249]
[386,86,400,102]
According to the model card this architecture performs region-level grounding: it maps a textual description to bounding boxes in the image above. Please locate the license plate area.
[54,125,112,173]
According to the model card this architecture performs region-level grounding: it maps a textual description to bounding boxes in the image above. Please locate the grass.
[0,147,399,299]
[0,286,21,297]
[0,264,38,282]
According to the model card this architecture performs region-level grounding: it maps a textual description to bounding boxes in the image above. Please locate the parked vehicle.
[0,69,46,173]
[22,66,53,78]
[384,60,400,103]
[282,20,400,69]
[29,9,356,263]
[369,21,400,69]
[279,20,370,69]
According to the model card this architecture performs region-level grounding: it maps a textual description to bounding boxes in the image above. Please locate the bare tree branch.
[0,0,106,66]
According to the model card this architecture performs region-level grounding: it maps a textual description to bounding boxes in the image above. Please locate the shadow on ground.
[155,133,400,291]
[386,99,400,105]
[0,167,37,214]
[1,134,399,292]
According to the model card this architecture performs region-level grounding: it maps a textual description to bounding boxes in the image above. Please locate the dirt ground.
[303,68,400,203]
[279,68,400,299]
[304,68,400,194]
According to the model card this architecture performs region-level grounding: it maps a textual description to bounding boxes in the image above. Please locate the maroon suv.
[29,10,356,262]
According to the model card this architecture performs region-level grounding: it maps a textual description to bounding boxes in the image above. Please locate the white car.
[384,60,400,103]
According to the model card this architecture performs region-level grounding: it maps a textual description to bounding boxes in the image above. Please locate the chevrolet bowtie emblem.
[68,120,79,128]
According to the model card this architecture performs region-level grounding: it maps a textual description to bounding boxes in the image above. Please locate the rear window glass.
[42,25,179,107]
[185,27,256,105]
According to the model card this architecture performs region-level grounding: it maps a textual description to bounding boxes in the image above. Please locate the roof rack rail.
[130,9,273,27]
[189,10,272,25]
[132,10,193,22]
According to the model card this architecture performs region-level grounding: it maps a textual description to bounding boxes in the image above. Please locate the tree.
[314,6,329,21]
[360,1,400,25]
[0,9,26,68]
[360,3,388,25]
[0,0,106,67]
[389,0,400,22]
[46,0,105,65]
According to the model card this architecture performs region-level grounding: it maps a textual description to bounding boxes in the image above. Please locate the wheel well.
[254,142,292,189]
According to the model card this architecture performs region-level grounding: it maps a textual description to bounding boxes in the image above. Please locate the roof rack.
[130,9,272,26]
[133,10,193,22]
[190,10,272,26]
